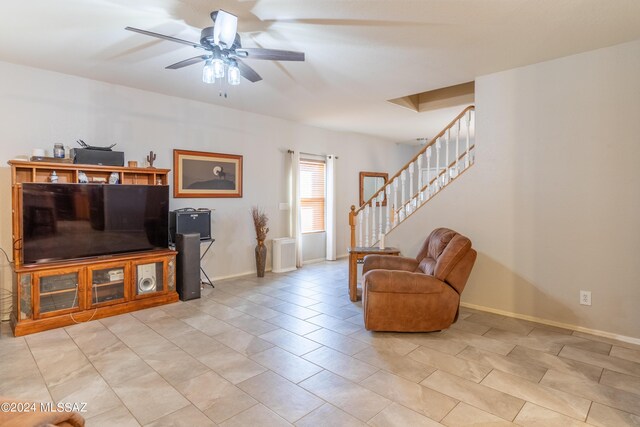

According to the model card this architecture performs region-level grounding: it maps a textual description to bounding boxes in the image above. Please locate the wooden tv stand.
[8,160,178,336]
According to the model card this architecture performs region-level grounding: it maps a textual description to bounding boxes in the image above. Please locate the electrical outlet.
[580,290,592,306]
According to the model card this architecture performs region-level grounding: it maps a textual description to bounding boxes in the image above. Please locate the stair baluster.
[393,178,399,225]
[385,185,391,233]
[377,200,381,242]
[426,146,432,199]
[371,200,376,244]
[417,154,423,203]
[435,138,441,191]
[358,208,363,247]
[408,161,415,215]
[467,110,473,167]
[445,130,450,185]
[364,204,369,247]
[455,119,460,178]
[400,170,406,221]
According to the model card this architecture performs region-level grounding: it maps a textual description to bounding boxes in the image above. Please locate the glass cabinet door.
[135,261,164,297]
[90,266,126,306]
[38,272,80,316]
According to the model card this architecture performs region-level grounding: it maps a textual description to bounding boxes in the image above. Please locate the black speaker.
[170,210,211,243]
[175,233,201,301]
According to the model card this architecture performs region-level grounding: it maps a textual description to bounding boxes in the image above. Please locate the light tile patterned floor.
[1,260,640,426]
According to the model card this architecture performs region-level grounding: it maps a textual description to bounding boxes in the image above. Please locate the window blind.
[300,159,325,233]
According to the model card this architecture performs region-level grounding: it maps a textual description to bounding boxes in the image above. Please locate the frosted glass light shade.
[228,64,241,85]
[202,61,215,84]
[212,58,225,78]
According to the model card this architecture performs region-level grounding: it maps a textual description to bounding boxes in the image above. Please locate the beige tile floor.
[1,260,640,426]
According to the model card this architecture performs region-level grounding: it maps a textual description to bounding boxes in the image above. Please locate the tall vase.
[255,239,267,277]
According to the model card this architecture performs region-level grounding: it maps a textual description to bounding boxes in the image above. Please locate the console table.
[348,246,400,301]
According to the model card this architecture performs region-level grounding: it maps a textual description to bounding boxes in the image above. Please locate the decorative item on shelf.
[251,206,270,277]
[30,148,73,163]
[128,161,138,168]
[108,270,124,282]
[78,171,89,183]
[156,178,163,185]
[91,177,107,183]
[109,172,120,184]
[76,140,117,150]
[147,151,156,168]
[49,171,58,183]
[53,144,65,158]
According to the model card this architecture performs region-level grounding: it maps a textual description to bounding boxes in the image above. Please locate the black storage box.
[71,148,124,166]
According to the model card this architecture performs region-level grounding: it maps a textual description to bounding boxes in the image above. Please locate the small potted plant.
[251,206,269,277]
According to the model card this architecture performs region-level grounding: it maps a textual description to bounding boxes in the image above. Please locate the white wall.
[0,61,410,319]
[387,39,640,340]
[302,232,326,262]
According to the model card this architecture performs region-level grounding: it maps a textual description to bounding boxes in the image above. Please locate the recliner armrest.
[362,255,418,275]
[363,269,444,294]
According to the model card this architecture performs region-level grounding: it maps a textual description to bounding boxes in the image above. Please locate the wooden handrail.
[353,105,474,216]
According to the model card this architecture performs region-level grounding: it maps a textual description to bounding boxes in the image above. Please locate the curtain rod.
[287,149,338,159]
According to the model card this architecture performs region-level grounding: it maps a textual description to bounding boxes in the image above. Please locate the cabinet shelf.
[92,280,124,288]
[40,287,77,297]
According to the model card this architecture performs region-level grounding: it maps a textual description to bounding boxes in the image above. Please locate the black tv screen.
[22,183,169,264]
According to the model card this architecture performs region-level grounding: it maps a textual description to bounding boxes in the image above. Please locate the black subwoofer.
[175,233,201,301]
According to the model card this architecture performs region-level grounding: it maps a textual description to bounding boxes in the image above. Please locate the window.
[300,159,325,233]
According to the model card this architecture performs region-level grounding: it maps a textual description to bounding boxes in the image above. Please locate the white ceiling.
[1,0,639,142]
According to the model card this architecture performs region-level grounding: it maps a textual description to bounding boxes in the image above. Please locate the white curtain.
[288,150,303,267]
[326,155,337,261]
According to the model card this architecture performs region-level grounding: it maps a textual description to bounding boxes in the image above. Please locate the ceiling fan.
[125,10,305,85]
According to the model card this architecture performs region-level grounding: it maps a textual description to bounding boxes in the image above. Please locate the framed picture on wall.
[173,149,243,198]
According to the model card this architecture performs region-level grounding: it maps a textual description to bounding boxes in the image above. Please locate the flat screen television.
[22,183,169,264]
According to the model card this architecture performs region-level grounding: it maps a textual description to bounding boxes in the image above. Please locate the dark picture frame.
[173,149,243,198]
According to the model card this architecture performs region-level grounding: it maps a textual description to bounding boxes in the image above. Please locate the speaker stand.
[200,239,215,288]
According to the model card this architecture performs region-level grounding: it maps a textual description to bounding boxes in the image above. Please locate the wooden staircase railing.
[349,105,475,248]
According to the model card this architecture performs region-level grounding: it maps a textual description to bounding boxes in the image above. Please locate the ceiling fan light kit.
[125,9,305,90]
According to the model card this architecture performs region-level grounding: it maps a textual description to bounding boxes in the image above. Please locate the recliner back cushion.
[433,235,472,281]
[415,228,456,265]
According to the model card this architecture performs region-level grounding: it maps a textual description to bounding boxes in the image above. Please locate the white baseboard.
[303,257,326,265]
[337,253,349,260]
[209,267,273,282]
[460,302,640,346]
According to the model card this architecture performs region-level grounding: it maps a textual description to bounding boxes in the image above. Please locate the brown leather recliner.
[362,228,477,332]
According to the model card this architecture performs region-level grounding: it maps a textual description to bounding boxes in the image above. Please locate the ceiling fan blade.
[236,48,305,61]
[165,55,210,70]
[125,27,205,49]
[236,59,262,83]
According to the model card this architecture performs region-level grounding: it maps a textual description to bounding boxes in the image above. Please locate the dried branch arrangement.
[251,206,269,241]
